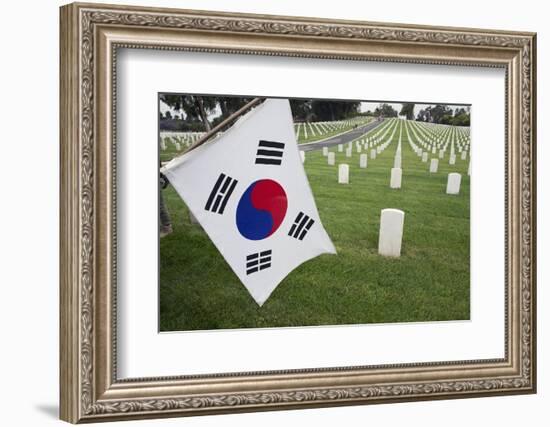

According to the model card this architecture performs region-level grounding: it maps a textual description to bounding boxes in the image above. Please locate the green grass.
[159,119,470,331]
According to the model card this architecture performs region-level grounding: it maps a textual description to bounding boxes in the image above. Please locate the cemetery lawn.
[159,124,470,331]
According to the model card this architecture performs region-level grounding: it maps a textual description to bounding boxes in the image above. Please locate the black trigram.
[204,173,238,214]
[255,140,285,165]
[246,250,272,275]
[288,212,315,240]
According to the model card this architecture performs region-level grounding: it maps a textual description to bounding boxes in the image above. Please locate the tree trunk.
[196,96,212,131]
[329,103,335,121]
[219,99,228,118]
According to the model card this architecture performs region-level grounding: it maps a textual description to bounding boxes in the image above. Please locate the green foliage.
[290,99,361,122]
[375,103,398,118]
[416,104,471,127]
[290,99,313,121]
[451,113,470,127]
[441,114,453,125]
[400,103,415,120]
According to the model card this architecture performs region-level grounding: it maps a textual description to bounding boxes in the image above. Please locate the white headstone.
[328,152,335,166]
[359,153,368,168]
[439,150,444,159]
[356,145,362,153]
[371,149,376,159]
[175,142,181,151]
[378,208,405,257]
[338,164,349,184]
[338,144,343,152]
[346,147,352,158]
[429,158,438,173]
[461,150,467,160]
[393,156,401,168]
[449,155,456,165]
[446,172,462,195]
[322,147,329,156]
[300,151,305,163]
[422,152,428,162]
[390,167,402,189]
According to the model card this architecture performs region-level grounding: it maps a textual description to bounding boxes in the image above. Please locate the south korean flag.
[161,98,336,305]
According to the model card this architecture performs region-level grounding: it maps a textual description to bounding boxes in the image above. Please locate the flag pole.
[179,97,265,156]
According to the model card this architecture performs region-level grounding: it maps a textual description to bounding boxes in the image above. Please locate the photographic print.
[60,4,536,420]
[158,95,471,332]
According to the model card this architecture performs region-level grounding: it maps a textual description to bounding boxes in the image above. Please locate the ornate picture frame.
[60,2,536,423]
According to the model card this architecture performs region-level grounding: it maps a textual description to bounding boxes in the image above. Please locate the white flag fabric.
[161,98,336,305]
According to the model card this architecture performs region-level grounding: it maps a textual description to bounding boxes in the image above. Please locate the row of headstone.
[316,119,400,169]
[350,118,397,149]
[320,120,397,169]
[160,132,204,151]
[407,120,470,161]
[405,120,472,173]
[316,126,468,185]
[337,159,463,194]
[295,116,374,140]
[311,119,469,189]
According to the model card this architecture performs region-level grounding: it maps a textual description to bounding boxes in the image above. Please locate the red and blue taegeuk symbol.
[236,179,288,240]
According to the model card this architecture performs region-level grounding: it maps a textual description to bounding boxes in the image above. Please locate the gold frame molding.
[60,2,537,423]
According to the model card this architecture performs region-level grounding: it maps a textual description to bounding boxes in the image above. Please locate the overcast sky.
[160,98,469,121]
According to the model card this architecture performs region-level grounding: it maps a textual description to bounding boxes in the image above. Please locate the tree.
[195,97,212,131]
[309,100,360,122]
[454,107,466,117]
[374,103,398,118]
[290,99,313,122]
[429,104,453,123]
[217,97,253,121]
[414,104,470,126]
[441,114,453,125]
[451,112,470,126]
[160,94,217,131]
[416,108,430,122]
[400,103,415,120]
